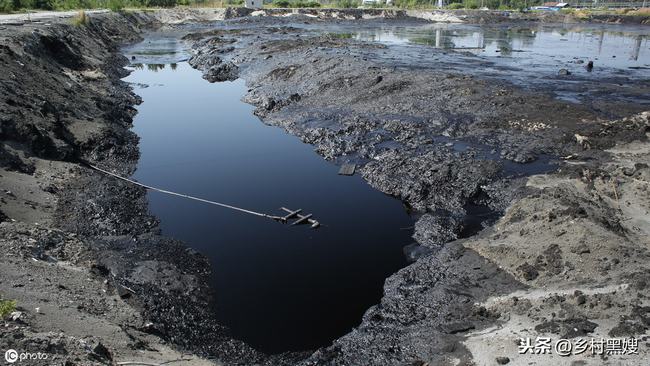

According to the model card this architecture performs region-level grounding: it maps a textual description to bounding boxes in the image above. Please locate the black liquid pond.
[123,61,414,353]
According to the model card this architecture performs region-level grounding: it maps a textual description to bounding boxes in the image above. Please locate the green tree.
[146,0,177,7]
[107,0,124,11]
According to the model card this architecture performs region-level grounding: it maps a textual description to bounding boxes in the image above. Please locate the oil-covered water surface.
[122,60,413,352]
[348,23,650,73]
[316,22,650,105]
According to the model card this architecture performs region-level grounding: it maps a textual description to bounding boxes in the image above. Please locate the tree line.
[0,0,213,12]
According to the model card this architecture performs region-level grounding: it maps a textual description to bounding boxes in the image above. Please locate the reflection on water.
[351,23,649,70]
[330,22,650,105]
[122,31,191,65]
[132,63,180,72]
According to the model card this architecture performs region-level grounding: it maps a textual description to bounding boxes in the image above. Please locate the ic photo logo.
[4,349,48,363]
[4,349,18,363]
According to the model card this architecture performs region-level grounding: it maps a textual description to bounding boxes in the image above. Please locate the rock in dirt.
[204,61,239,82]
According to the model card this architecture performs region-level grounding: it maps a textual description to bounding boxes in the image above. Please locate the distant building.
[542,2,569,7]
[245,0,263,8]
[531,2,569,10]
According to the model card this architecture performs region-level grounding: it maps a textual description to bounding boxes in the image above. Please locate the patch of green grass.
[296,0,320,7]
[0,299,17,318]
[334,0,359,8]
[107,0,124,11]
[70,9,89,26]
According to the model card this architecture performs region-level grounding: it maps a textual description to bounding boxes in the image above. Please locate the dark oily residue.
[120,17,647,355]
[319,22,650,107]
[123,56,415,352]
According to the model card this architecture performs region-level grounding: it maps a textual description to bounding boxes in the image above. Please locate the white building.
[245,0,263,8]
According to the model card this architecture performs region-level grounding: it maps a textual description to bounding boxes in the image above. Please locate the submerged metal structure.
[87,162,320,229]
[279,207,320,228]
